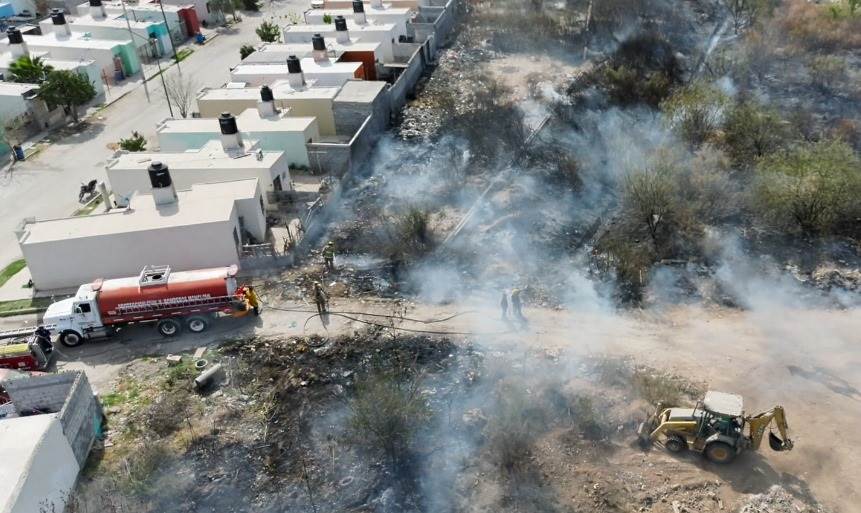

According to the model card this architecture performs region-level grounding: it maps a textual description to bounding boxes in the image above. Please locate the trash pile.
[738,485,830,513]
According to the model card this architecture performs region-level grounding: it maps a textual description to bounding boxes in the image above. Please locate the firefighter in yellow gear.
[322,241,336,271]
[313,281,329,315]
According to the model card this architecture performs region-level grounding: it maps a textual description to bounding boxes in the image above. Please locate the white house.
[17,175,267,291]
[106,114,291,207]
[158,89,319,167]
[283,16,399,62]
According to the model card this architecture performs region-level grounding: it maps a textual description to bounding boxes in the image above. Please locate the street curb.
[0,307,45,318]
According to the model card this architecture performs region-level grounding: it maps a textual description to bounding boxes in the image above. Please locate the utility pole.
[157,0,182,75]
[154,51,174,117]
[119,0,150,102]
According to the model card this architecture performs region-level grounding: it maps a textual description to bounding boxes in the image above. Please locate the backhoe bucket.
[768,432,793,451]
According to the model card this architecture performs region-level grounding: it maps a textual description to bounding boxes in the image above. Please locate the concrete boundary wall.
[387,44,425,112]
[307,113,378,176]
[2,371,100,467]
[58,372,100,466]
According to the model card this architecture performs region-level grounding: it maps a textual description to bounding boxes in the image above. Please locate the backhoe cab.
[637,391,793,464]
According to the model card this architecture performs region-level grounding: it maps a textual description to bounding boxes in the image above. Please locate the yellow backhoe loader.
[637,391,793,464]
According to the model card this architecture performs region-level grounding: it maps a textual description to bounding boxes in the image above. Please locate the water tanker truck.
[29,265,259,347]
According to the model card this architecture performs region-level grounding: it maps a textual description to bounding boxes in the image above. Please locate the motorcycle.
[79,179,98,202]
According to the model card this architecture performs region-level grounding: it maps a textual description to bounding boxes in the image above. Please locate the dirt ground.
[11,295,855,512]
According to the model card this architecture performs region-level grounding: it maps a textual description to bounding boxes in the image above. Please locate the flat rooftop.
[158,108,316,134]
[199,80,341,101]
[10,32,130,50]
[284,20,397,35]
[0,81,38,97]
[107,139,283,171]
[0,50,96,71]
[306,6,412,17]
[334,79,386,103]
[21,179,260,244]
[68,14,162,29]
[0,414,62,510]
[84,0,188,13]
[241,40,381,64]
[231,57,361,78]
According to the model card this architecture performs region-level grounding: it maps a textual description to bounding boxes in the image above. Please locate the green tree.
[239,44,256,60]
[753,139,861,234]
[661,82,730,147]
[119,131,147,152]
[622,164,677,245]
[255,21,281,43]
[322,13,333,24]
[39,70,97,123]
[8,55,53,84]
[722,101,789,168]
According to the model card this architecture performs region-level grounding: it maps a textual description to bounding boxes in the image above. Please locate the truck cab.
[42,285,106,346]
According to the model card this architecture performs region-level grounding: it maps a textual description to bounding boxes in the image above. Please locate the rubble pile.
[738,486,830,513]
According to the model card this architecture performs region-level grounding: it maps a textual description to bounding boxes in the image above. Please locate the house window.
[234,226,240,246]
[259,196,265,214]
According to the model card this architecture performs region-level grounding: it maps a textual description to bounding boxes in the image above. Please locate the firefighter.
[313,281,329,315]
[510,288,525,322]
[245,285,261,316]
[500,291,509,320]
[322,241,336,270]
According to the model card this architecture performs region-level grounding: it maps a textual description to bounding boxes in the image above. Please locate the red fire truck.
[35,265,258,347]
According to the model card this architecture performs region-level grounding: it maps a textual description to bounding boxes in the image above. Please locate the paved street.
[0,0,309,270]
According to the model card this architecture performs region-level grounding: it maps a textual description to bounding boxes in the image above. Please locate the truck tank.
[93,266,239,323]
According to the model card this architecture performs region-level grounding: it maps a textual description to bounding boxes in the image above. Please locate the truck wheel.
[664,436,687,453]
[59,330,84,347]
[704,442,736,464]
[186,316,209,333]
[157,318,182,338]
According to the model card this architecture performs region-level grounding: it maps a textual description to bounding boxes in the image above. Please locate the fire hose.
[262,305,513,336]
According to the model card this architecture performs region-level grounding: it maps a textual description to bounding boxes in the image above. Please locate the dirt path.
[33,298,860,512]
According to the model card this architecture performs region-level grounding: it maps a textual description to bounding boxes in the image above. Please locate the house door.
[273,175,283,191]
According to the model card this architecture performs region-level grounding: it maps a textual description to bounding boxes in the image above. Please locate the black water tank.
[51,9,66,25]
[260,85,274,102]
[334,16,348,31]
[148,162,172,188]
[89,0,102,6]
[352,0,364,13]
[312,33,325,51]
[6,27,23,45]
[286,55,302,74]
[219,112,238,135]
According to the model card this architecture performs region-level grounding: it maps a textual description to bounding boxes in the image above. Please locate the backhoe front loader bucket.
[768,431,793,451]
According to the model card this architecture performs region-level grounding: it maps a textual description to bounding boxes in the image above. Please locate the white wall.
[5,416,80,513]
[107,159,286,207]
[0,94,30,123]
[22,216,242,290]
[235,192,267,242]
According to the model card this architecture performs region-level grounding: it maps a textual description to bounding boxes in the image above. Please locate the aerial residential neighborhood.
[0,0,859,512]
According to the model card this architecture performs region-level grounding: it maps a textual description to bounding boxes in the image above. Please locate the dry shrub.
[348,370,431,469]
[117,441,170,495]
[776,0,861,50]
[143,392,191,437]
[484,386,546,474]
[602,32,683,107]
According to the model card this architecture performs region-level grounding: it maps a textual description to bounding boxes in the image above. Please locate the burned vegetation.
[79,328,839,513]
[314,0,859,308]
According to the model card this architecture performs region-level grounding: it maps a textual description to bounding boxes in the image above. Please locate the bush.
[752,139,861,234]
[239,44,256,60]
[142,392,190,437]
[349,371,430,469]
[484,386,545,474]
[622,164,677,245]
[118,131,146,152]
[721,100,789,168]
[255,21,281,43]
[118,441,170,494]
[602,33,683,107]
[808,55,846,92]
[776,0,861,50]
[322,13,332,24]
[661,82,730,147]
